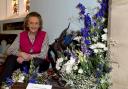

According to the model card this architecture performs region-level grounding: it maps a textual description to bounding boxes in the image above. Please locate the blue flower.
[64,35,73,45]
[23,66,29,74]
[96,70,102,78]
[98,64,104,71]
[81,28,90,38]
[84,14,91,28]
[81,45,92,56]
[93,21,97,27]
[29,78,38,84]
[84,40,91,45]
[99,25,104,30]
[29,73,38,84]
[79,10,85,15]
[95,0,108,18]
[76,3,86,11]
[5,77,13,86]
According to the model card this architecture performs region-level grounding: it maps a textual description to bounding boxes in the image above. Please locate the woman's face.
[28,16,40,33]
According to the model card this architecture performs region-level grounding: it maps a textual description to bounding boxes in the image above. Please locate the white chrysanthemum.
[103,28,107,33]
[78,68,83,74]
[102,34,107,41]
[62,58,75,74]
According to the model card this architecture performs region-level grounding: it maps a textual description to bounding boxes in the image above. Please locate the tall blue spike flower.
[84,13,91,28]
[81,28,90,38]
[76,3,86,12]
[95,0,108,18]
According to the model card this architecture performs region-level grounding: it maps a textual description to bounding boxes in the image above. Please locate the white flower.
[92,37,98,42]
[96,42,106,48]
[1,86,10,89]
[102,34,107,41]
[93,49,99,53]
[67,80,74,86]
[18,75,25,82]
[103,28,107,33]
[101,17,105,22]
[57,58,64,63]
[90,44,97,49]
[73,36,82,42]
[61,58,75,74]
[104,47,108,51]
[65,65,73,74]
[78,68,83,74]
[100,79,106,84]
[73,65,78,70]
[70,56,76,62]
[56,58,64,70]
[56,64,61,70]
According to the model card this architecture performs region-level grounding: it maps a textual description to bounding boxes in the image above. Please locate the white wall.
[30,0,79,43]
[0,0,6,20]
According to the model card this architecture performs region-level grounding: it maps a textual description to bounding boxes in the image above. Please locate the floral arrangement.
[1,59,49,89]
[56,0,112,89]
[1,0,111,89]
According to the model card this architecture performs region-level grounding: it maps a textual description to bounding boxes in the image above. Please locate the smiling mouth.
[30,27,37,30]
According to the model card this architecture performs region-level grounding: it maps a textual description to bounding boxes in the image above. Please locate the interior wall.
[30,0,79,43]
[0,0,6,20]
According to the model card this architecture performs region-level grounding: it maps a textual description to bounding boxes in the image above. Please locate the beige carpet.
[110,0,128,89]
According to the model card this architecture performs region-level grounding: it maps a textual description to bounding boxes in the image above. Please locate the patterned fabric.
[7,31,49,59]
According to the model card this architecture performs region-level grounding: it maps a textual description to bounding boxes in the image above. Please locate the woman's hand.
[18,51,32,61]
[17,57,24,64]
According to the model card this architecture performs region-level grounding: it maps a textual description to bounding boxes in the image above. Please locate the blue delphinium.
[5,77,14,87]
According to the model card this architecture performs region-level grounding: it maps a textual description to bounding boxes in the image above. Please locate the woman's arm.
[7,34,32,59]
[6,35,20,56]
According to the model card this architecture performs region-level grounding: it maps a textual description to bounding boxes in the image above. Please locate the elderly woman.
[0,12,50,85]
